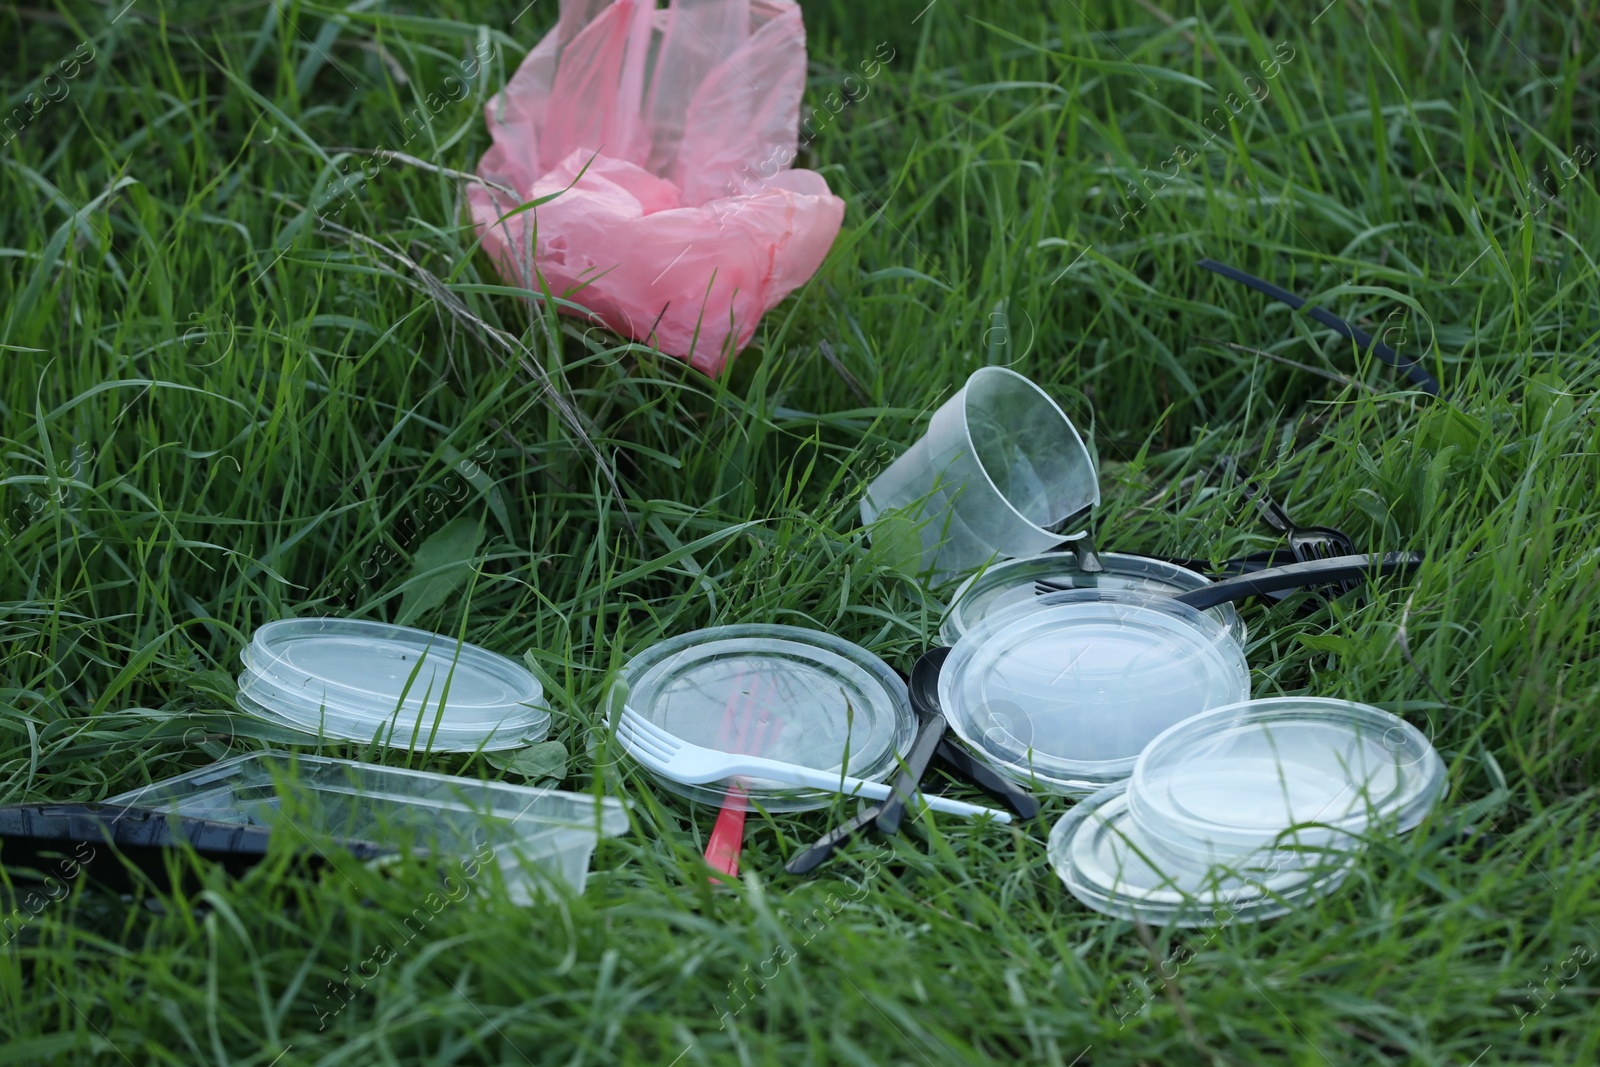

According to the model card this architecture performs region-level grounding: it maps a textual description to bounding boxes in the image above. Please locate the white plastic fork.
[616,706,1012,823]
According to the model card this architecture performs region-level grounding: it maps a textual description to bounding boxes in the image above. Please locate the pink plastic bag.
[469,0,846,376]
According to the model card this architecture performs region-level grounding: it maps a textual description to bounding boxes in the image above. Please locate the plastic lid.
[940,552,1245,648]
[236,675,544,751]
[236,618,549,751]
[611,624,913,812]
[1047,782,1354,926]
[941,589,1250,794]
[1128,697,1446,861]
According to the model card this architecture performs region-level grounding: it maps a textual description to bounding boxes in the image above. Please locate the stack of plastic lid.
[1047,697,1446,924]
[237,618,550,752]
[610,624,914,812]
[940,552,1245,648]
[940,590,1251,795]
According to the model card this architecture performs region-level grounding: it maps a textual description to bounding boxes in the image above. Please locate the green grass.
[3,0,1600,1062]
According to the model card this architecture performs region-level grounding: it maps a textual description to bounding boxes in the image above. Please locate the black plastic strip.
[1199,258,1442,397]
[785,806,877,875]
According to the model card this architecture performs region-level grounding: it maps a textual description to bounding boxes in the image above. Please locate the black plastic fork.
[1216,456,1359,596]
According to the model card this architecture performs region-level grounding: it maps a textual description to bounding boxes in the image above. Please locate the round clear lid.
[611,624,914,812]
[941,589,1250,794]
[1128,697,1446,858]
[939,552,1245,648]
[248,619,541,720]
[237,618,549,751]
[1047,783,1354,926]
[235,673,547,751]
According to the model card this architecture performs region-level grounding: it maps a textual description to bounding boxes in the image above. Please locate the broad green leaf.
[488,741,568,782]
[396,516,484,627]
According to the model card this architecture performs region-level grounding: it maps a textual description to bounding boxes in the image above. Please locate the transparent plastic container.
[236,618,550,752]
[1047,781,1353,926]
[609,624,914,811]
[1046,698,1446,924]
[941,589,1250,794]
[860,367,1099,578]
[107,752,626,901]
[1127,697,1446,864]
[940,551,1246,647]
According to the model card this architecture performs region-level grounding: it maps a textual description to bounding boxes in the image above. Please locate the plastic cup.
[1046,782,1354,926]
[1044,697,1446,925]
[860,367,1099,578]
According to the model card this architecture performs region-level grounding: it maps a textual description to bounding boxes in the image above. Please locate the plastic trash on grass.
[109,752,628,902]
[469,0,846,376]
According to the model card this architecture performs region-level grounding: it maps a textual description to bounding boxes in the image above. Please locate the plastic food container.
[1127,697,1447,865]
[235,618,551,752]
[609,624,915,811]
[1046,697,1446,924]
[108,751,627,900]
[940,551,1246,647]
[1047,781,1354,926]
[860,367,1099,578]
[941,590,1250,794]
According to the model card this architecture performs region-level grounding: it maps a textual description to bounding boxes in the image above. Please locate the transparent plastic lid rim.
[233,618,550,752]
[237,689,547,746]
[235,692,543,752]
[954,747,1133,798]
[940,551,1246,648]
[1126,697,1447,856]
[241,645,527,719]
[245,619,541,713]
[237,662,549,736]
[238,650,549,731]
[1047,782,1356,926]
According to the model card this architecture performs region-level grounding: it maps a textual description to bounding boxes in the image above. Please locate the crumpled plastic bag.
[469,0,846,376]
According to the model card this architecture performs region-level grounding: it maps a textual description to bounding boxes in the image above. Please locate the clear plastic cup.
[1047,782,1354,926]
[860,367,1099,578]
[1044,697,1446,925]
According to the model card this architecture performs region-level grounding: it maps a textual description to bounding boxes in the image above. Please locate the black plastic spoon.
[782,650,952,876]
[784,650,1040,875]
[1171,551,1423,610]
[874,649,954,836]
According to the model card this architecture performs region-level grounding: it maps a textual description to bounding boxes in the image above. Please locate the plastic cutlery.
[1038,552,1423,604]
[616,707,1011,822]
[785,651,1041,875]
[873,648,954,835]
[704,675,784,882]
